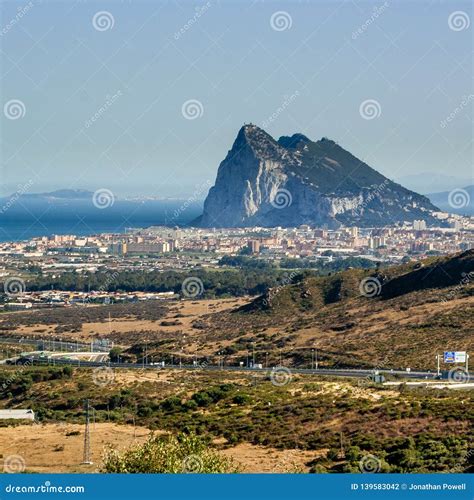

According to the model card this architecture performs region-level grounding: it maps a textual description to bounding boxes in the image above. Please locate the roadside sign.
[454,351,467,363]
[444,352,455,363]
[444,351,466,363]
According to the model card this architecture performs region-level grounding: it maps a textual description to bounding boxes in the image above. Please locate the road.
[0,336,110,352]
[4,354,464,381]
[0,336,471,381]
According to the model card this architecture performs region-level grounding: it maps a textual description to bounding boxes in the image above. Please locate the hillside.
[1,252,472,371]
[198,250,474,370]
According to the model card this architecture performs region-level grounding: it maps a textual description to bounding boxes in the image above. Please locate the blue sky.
[0,0,472,197]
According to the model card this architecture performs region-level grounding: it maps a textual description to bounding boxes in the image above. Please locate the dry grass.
[0,423,150,473]
[0,422,324,473]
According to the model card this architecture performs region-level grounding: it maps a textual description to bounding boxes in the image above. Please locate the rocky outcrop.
[195,124,440,228]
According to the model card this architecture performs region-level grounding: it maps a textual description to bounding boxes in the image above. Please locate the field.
[0,422,321,473]
[0,252,473,473]
[1,252,473,371]
[0,366,472,473]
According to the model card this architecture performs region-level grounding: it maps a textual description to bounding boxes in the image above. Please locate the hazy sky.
[0,0,472,198]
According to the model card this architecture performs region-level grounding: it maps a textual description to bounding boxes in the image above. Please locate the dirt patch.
[0,422,324,473]
[220,443,325,472]
[0,423,151,473]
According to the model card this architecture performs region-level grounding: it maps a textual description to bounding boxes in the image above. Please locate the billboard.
[454,351,467,363]
[443,351,467,363]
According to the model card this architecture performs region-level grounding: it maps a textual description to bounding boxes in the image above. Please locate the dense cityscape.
[1,210,473,309]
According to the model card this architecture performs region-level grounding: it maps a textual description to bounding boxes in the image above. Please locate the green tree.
[102,432,237,473]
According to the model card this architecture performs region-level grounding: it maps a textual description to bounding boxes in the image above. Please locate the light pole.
[252,342,255,368]
[315,348,318,370]
[311,348,314,370]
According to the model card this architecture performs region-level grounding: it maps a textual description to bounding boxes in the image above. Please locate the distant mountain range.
[395,173,473,195]
[194,124,442,228]
[14,189,94,200]
[426,185,474,216]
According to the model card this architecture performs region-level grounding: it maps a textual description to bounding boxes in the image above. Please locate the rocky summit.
[194,124,440,228]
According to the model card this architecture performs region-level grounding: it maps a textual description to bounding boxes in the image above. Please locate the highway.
[3,354,459,380]
[0,336,471,381]
[0,336,109,352]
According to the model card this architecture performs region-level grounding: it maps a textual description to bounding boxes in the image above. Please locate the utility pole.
[82,399,93,465]
[252,343,255,368]
[436,354,440,377]
[315,348,318,370]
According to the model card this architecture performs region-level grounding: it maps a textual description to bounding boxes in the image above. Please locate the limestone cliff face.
[195,124,439,228]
